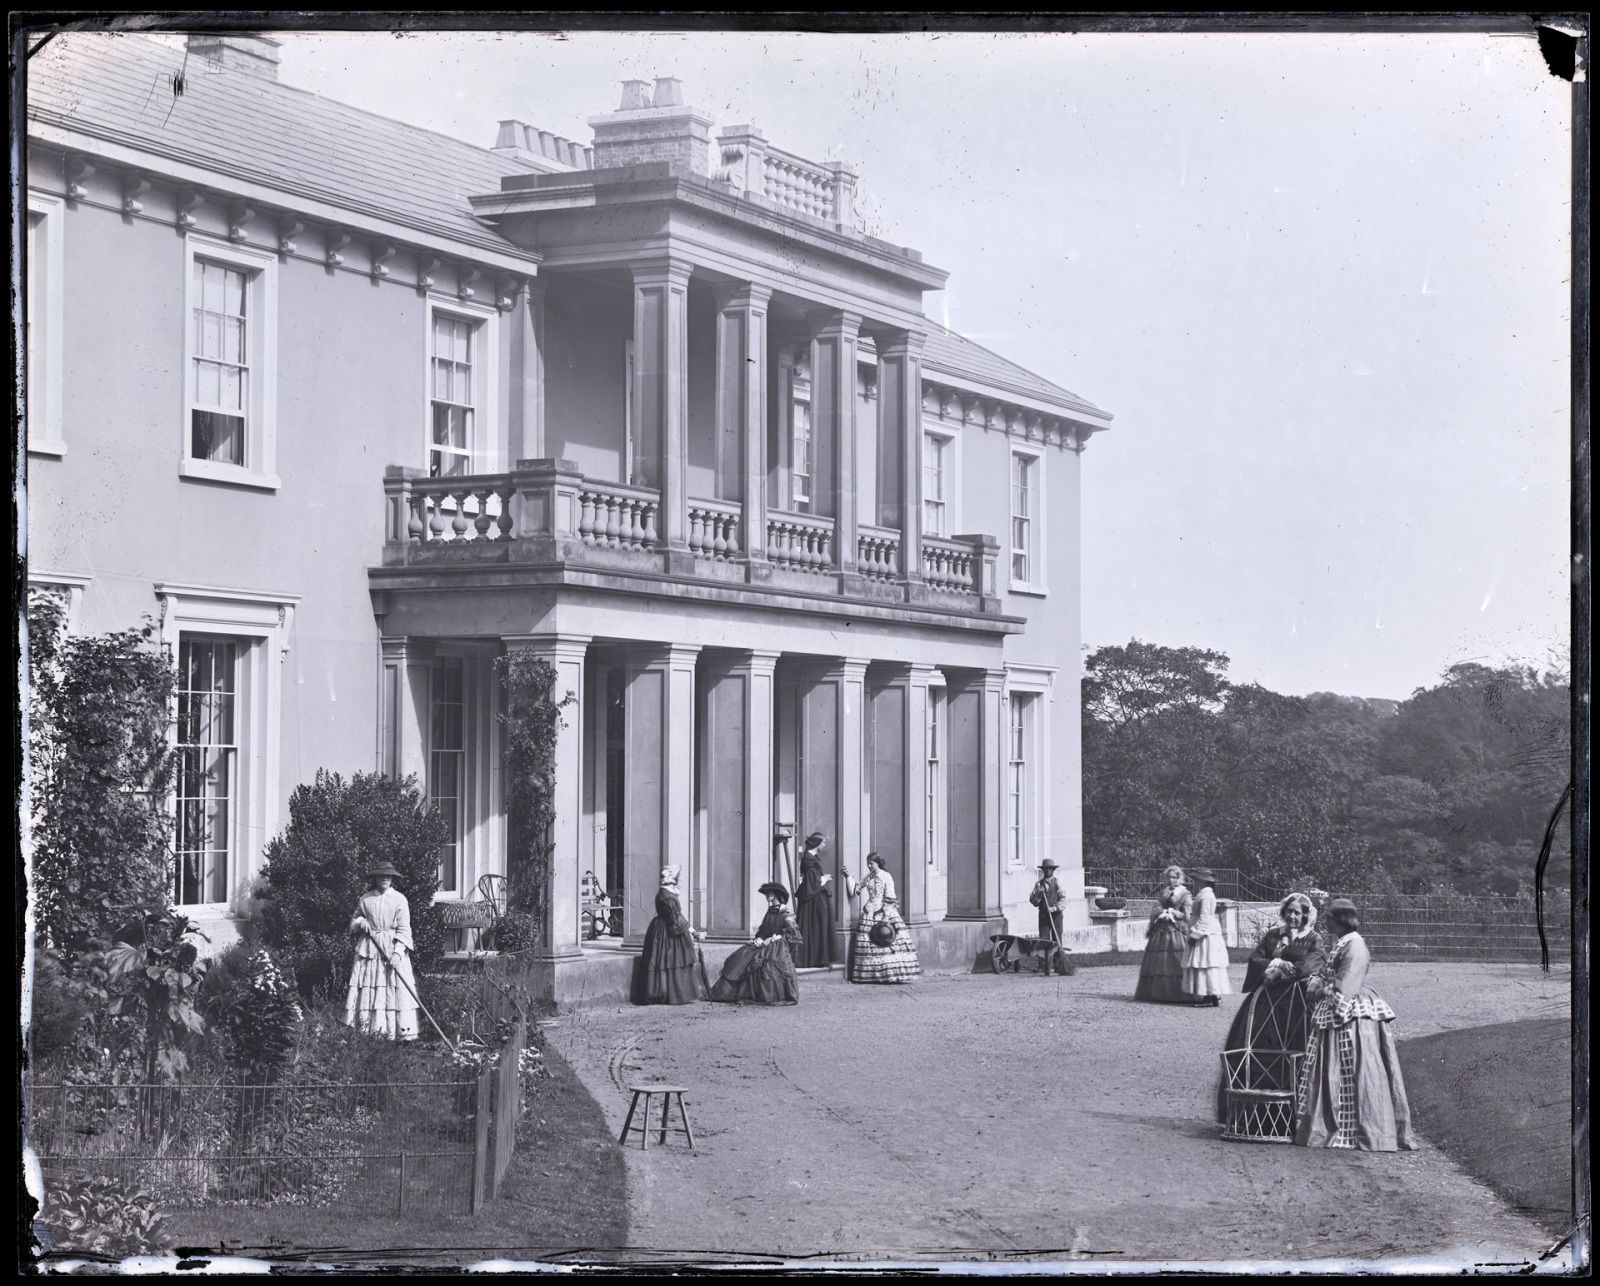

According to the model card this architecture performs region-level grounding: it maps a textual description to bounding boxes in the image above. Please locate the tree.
[254,770,448,999]
[1082,640,1231,728]
[27,594,176,957]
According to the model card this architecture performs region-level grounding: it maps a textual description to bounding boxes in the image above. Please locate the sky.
[243,25,1570,701]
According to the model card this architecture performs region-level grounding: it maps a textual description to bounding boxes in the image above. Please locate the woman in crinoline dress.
[708,883,804,1006]
[1181,866,1232,1006]
[1133,864,1192,1003]
[1215,891,1326,1124]
[1295,898,1417,1151]
[637,865,699,1005]
[844,853,921,985]
[345,861,418,1041]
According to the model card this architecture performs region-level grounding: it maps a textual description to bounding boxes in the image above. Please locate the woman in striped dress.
[1295,898,1417,1151]
[844,853,921,984]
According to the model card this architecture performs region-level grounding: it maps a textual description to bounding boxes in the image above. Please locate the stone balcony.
[377,461,1012,628]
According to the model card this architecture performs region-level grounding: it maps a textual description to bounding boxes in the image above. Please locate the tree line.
[1082,641,1572,897]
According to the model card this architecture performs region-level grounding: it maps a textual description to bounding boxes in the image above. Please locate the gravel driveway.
[542,961,1573,1270]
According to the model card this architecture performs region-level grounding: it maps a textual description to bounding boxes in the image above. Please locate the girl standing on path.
[844,853,921,984]
[638,865,700,1005]
[1134,864,1192,1003]
[793,832,835,968]
[708,883,804,1005]
[1181,866,1231,1006]
[1295,898,1417,1151]
[345,862,418,1041]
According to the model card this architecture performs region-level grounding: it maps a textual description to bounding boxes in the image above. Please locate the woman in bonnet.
[638,864,700,1005]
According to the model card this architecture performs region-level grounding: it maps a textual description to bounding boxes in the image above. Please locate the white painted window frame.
[425,644,503,911]
[156,583,297,916]
[925,674,946,871]
[180,235,280,490]
[1004,665,1054,869]
[922,422,960,538]
[27,571,91,633]
[1009,444,1047,596]
[424,293,500,477]
[26,191,66,457]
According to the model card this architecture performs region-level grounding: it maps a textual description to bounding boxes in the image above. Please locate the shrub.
[38,1173,168,1258]
[204,947,303,1082]
[101,909,210,1084]
[254,770,448,1000]
[27,596,176,959]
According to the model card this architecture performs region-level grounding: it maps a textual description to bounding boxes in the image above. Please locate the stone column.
[905,663,935,924]
[865,663,933,926]
[805,658,868,946]
[378,637,431,783]
[979,668,1007,919]
[811,311,862,582]
[942,675,983,918]
[631,260,693,570]
[698,649,778,938]
[712,284,771,579]
[509,276,546,463]
[622,643,700,944]
[877,330,926,588]
[501,633,590,962]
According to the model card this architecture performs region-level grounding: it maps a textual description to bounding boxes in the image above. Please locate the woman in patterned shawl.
[344,862,418,1041]
[1133,864,1192,1003]
[1215,892,1326,1124]
[844,853,921,985]
[1295,898,1418,1151]
[709,883,804,1006]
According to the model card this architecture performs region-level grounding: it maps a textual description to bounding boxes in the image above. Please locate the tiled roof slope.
[27,33,1108,424]
[921,322,1111,424]
[25,33,530,257]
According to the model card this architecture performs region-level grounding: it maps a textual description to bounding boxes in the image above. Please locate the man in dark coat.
[1030,859,1066,944]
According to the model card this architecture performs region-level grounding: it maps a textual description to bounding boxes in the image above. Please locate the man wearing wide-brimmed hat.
[1029,858,1067,945]
[345,861,418,1040]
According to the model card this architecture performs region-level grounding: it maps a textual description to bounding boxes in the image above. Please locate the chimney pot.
[652,77,684,107]
[620,80,652,111]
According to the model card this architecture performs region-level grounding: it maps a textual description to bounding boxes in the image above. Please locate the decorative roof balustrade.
[717,126,857,229]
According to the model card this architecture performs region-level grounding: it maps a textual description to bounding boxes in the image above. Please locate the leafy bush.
[100,909,210,1084]
[27,595,176,958]
[254,770,448,1000]
[38,1173,167,1258]
[203,947,303,1082]
[490,909,540,955]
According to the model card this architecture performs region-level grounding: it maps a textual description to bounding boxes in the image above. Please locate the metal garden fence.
[30,1018,531,1216]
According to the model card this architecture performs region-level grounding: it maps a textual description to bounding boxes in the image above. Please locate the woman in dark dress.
[793,832,835,968]
[637,865,699,1005]
[709,883,803,1006]
[1215,892,1326,1124]
[1133,865,1192,1003]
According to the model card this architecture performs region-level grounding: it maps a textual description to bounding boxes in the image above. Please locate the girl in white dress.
[344,861,419,1041]
[1181,866,1231,1006]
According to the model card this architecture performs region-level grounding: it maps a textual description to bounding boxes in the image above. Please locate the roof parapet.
[494,119,593,173]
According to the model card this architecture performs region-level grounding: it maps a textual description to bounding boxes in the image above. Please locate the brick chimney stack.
[187,33,282,82]
[589,77,714,176]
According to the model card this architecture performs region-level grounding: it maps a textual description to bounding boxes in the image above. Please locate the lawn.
[1400,1016,1574,1239]
[160,1043,628,1267]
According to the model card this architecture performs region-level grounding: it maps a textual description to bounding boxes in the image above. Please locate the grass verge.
[159,1042,628,1267]
[1400,1017,1573,1239]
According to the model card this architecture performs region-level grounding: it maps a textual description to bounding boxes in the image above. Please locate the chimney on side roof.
[187,33,282,82]
[493,119,593,174]
[590,77,714,177]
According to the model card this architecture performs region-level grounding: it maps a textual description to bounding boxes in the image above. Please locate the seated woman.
[708,883,803,1006]
[1295,898,1418,1151]
[1215,892,1325,1124]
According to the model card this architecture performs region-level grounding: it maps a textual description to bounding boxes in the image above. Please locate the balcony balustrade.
[381,462,1001,617]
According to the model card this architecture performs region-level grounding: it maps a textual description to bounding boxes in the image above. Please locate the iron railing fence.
[1091,868,1573,963]
[29,1079,477,1215]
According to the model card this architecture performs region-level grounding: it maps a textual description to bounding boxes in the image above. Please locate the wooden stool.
[619,1084,696,1151]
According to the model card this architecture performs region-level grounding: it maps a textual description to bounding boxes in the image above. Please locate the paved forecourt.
[542,961,1571,1268]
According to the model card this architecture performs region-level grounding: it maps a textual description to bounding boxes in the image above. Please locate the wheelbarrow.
[989,933,1075,976]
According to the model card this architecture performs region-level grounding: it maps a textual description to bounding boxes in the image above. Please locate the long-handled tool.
[694,937,714,1000]
[362,927,459,1055]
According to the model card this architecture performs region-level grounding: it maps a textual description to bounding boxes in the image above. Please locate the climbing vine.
[493,653,575,946]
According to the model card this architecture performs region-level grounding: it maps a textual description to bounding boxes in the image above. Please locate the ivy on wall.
[493,652,575,949]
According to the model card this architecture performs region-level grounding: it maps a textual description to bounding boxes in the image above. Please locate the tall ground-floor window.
[926,684,945,870]
[175,637,240,905]
[1008,692,1036,868]
[430,656,466,893]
